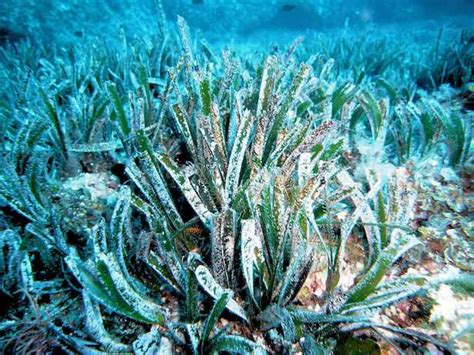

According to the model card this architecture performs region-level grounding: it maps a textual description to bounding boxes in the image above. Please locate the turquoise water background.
[1,0,473,45]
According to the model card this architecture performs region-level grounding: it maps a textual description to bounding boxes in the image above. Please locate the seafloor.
[0,1,473,354]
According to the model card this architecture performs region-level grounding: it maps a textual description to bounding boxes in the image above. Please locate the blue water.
[1,0,473,46]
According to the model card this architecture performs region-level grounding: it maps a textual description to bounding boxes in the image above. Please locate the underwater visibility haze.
[0,0,473,354]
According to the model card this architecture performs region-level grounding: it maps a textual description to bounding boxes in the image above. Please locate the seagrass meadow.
[0,0,473,354]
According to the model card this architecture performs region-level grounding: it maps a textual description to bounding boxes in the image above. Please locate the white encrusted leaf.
[195,264,248,322]
[98,252,166,324]
[157,153,213,228]
[241,219,262,304]
[211,209,236,287]
[132,326,161,355]
[82,291,129,352]
[225,98,255,203]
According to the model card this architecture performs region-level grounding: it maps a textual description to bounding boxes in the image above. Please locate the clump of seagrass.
[0,16,472,354]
